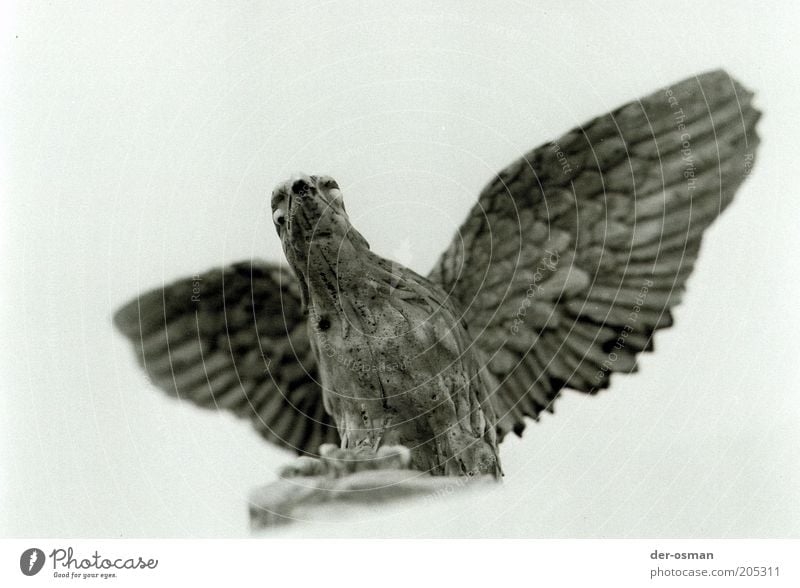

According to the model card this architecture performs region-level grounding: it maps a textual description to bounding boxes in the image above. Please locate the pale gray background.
[1,1,798,537]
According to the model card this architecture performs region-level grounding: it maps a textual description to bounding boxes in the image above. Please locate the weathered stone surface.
[248,470,496,529]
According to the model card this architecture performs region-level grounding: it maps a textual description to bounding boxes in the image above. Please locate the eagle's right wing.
[429,70,760,439]
[114,260,340,456]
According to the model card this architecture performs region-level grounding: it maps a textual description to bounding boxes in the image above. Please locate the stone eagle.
[114,70,759,478]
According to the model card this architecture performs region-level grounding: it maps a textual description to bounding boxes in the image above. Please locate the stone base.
[248,469,495,529]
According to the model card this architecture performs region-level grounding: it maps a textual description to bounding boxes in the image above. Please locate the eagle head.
[270,173,370,310]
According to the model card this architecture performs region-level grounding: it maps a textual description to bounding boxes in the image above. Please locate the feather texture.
[429,69,760,440]
[113,261,340,455]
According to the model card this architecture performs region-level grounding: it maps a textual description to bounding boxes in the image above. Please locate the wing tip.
[668,68,759,111]
[112,298,143,339]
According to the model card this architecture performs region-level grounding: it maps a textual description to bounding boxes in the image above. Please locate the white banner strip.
[1,539,797,587]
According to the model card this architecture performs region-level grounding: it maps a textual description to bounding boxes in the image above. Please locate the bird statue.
[114,70,759,481]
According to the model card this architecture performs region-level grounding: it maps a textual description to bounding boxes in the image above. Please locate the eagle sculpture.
[114,70,760,479]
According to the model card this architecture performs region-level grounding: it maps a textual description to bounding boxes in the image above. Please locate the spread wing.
[429,69,760,439]
[113,261,340,455]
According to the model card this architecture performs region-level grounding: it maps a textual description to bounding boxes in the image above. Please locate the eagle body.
[283,180,501,476]
[114,70,759,479]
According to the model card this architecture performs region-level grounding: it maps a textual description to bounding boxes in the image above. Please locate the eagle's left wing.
[429,69,760,439]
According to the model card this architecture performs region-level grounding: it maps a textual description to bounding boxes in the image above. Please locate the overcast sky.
[2,1,799,537]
